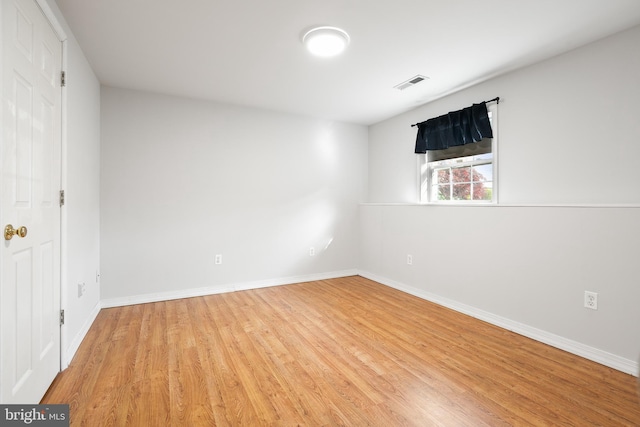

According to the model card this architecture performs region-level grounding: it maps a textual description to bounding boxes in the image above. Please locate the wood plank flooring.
[42,276,640,426]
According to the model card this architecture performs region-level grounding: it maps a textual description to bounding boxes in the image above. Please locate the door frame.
[33,0,70,370]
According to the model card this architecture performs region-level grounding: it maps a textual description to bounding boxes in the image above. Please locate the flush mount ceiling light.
[302,26,350,57]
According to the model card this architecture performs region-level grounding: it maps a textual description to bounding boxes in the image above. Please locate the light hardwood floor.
[42,276,640,426]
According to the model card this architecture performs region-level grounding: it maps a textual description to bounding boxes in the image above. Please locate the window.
[419,104,497,203]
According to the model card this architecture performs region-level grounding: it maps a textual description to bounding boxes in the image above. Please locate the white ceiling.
[54,0,640,125]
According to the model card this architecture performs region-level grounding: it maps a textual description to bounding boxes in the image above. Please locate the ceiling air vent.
[394,75,429,91]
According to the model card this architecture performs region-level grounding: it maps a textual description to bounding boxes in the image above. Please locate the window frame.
[418,103,498,204]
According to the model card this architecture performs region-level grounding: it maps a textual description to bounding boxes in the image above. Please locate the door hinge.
[61,71,66,87]
[60,190,65,207]
[60,309,65,326]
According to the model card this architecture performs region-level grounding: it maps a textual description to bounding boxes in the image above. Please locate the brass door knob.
[4,224,28,241]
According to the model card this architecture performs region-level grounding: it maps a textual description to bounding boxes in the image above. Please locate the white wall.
[61,34,101,364]
[362,25,640,374]
[100,87,367,304]
[42,0,101,366]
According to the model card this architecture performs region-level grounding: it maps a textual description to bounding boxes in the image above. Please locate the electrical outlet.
[215,254,222,265]
[78,282,86,298]
[407,254,413,265]
[584,291,598,310]
[309,247,315,256]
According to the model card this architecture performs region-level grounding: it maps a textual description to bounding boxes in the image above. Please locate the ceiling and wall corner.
[54,0,640,125]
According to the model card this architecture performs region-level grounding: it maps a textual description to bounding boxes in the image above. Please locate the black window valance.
[414,101,494,153]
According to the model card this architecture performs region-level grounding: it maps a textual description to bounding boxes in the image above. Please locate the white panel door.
[1,0,62,404]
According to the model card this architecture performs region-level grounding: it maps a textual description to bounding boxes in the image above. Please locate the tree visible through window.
[433,156,492,201]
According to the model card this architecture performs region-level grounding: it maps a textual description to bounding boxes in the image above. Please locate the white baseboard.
[100,269,358,309]
[358,270,639,377]
[63,301,101,368]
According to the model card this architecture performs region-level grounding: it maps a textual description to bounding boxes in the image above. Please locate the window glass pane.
[472,164,492,182]
[437,185,451,200]
[452,183,471,200]
[451,166,471,184]
[472,184,493,201]
[436,168,450,184]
